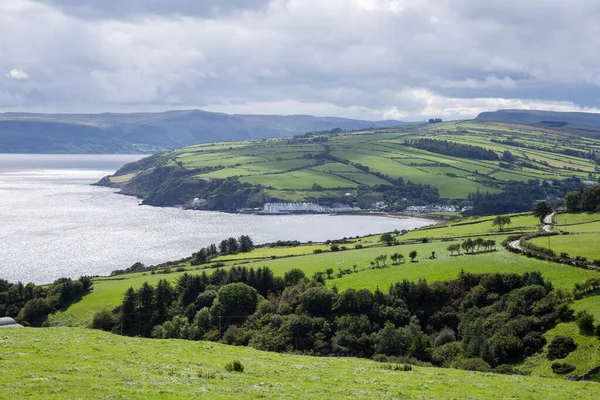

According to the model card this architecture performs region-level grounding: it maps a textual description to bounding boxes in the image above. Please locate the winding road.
[508,212,555,251]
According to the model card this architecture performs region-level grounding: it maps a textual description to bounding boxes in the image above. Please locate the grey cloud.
[2,0,600,119]
[35,0,271,18]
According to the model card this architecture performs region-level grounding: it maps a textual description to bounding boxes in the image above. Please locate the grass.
[1,327,600,399]
[530,233,600,261]
[402,213,539,240]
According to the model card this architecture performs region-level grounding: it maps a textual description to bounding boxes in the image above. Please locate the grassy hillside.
[48,212,600,327]
[518,294,600,378]
[0,110,406,154]
[1,328,599,399]
[102,120,600,208]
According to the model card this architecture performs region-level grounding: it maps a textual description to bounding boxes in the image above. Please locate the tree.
[474,237,485,253]
[325,268,334,279]
[447,243,460,256]
[121,287,138,335]
[409,250,418,262]
[300,286,336,315]
[219,240,229,254]
[374,322,412,356]
[238,235,254,252]
[461,238,475,254]
[137,282,156,337]
[575,310,595,335]
[211,283,259,318]
[492,215,512,232]
[533,201,553,222]
[227,237,239,254]
[565,191,582,213]
[284,269,306,286]
[379,233,394,246]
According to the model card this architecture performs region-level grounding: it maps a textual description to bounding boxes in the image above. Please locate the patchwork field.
[108,121,600,205]
[2,328,599,399]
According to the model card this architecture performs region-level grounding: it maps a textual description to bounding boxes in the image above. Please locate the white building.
[263,202,360,213]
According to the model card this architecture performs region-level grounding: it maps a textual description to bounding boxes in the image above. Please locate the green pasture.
[402,213,540,240]
[240,169,357,189]
[2,328,599,400]
[530,234,600,261]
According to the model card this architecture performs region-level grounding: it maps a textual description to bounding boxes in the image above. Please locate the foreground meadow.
[1,328,599,399]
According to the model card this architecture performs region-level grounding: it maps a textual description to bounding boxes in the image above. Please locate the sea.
[0,154,433,284]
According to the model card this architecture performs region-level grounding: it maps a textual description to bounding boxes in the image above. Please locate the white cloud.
[5,69,29,80]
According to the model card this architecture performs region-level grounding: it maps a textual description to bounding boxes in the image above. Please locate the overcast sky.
[1,0,600,120]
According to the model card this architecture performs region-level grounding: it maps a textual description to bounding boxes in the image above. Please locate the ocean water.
[0,154,432,283]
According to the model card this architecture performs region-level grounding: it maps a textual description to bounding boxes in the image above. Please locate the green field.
[530,233,600,261]
[402,213,540,239]
[1,328,599,399]
[109,121,599,205]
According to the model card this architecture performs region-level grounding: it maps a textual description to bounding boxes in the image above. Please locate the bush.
[433,328,456,347]
[91,309,118,331]
[576,310,595,335]
[557,303,574,322]
[380,363,412,371]
[211,262,226,269]
[452,357,491,372]
[432,342,463,367]
[547,336,577,360]
[225,360,244,372]
[551,362,576,375]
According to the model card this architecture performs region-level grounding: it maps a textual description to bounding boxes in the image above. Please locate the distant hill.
[0,110,410,154]
[476,109,600,136]
[99,120,599,209]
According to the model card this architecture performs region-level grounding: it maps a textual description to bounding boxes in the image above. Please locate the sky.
[1,0,600,121]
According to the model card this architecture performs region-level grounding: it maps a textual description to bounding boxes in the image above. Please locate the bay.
[0,154,433,284]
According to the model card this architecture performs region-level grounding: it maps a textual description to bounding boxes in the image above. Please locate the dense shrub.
[551,362,576,375]
[433,328,456,347]
[547,336,577,360]
[452,357,491,372]
[432,342,464,367]
[575,310,595,335]
[91,309,118,332]
[225,360,244,372]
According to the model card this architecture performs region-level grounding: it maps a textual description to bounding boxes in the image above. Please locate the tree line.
[467,178,585,216]
[404,139,500,161]
[565,185,600,213]
[0,276,92,325]
[192,235,254,265]
[93,268,570,372]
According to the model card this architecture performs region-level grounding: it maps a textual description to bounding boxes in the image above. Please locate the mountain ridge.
[0,109,412,154]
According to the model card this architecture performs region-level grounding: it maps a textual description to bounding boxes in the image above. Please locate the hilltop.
[476,109,600,136]
[98,120,600,210]
[0,110,407,154]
